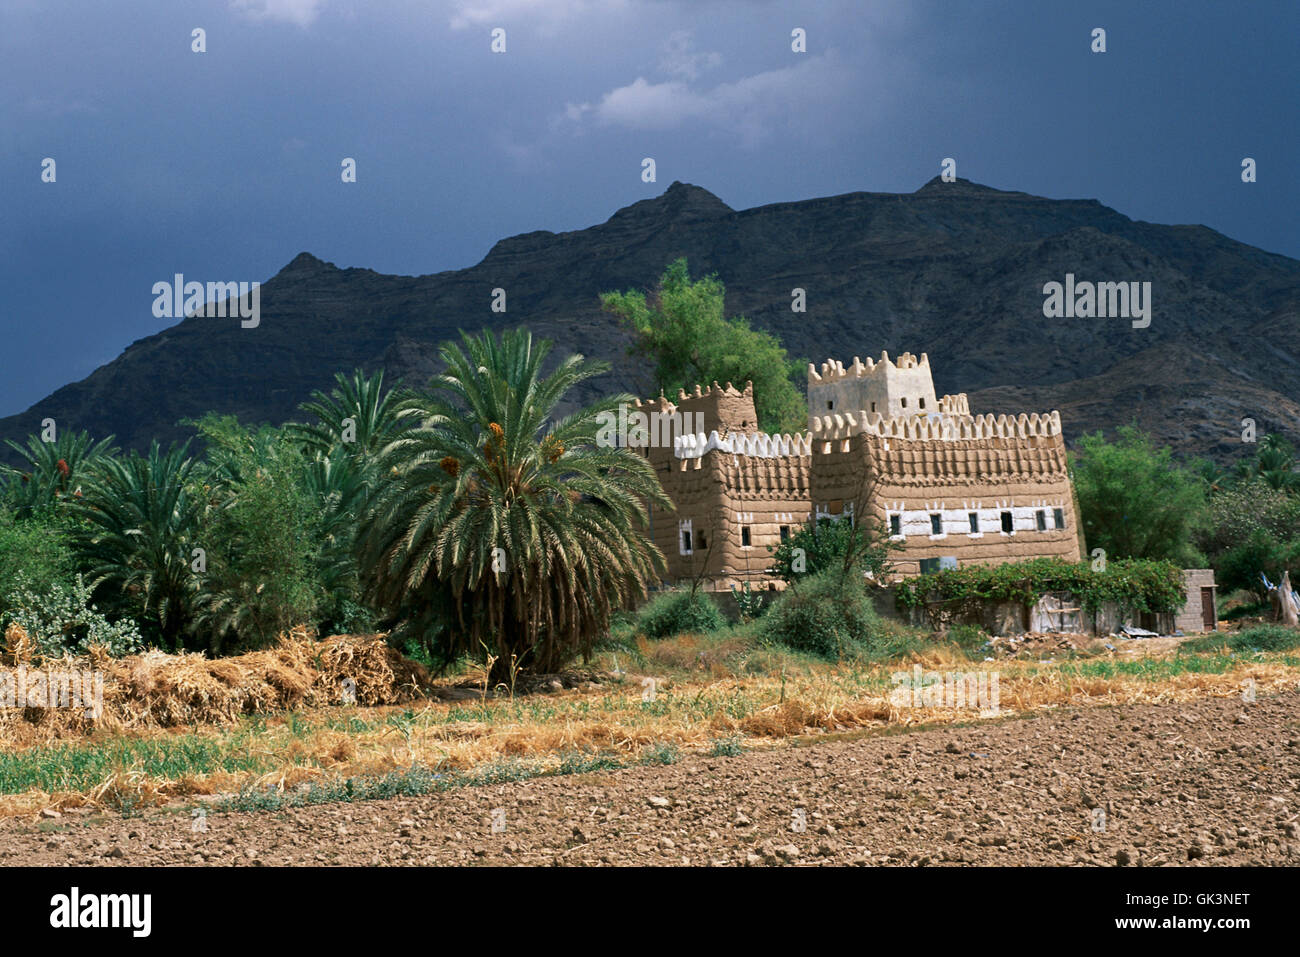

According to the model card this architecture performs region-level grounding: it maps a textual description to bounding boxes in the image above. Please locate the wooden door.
[1200,587,1216,631]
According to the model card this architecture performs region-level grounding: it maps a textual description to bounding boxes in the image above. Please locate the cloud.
[449,0,629,32]
[659,29,721,81]
[230,0,327,27]
[560,50,853,147]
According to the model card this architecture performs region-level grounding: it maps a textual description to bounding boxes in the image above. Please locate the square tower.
[807,351,938,428]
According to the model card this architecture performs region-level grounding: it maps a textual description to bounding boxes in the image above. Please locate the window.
[1053,508,1065,530]
[901,397,908,408]
[826,400,833,410]
[919,558,940,575]
[930,514,942,535]
[871,402,877,413]
[681,529,692,553]
[779,525,790,542]
[1000,511,1013,533]
[698,532,707,549]
[1035,510,1047,531]
[968,512,979,533]
[889,514,901,537]
[919,397,926,409]
[741,526,752,547]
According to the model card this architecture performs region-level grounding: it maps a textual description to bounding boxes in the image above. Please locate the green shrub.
[1179,624,1300,655]
[4,574,143,657]
[947,623,990,654]
[759,570,883,660]
[895,557,1186,618]
[0,509,75,618]
[636,589,725,639]
[730,581,768,621]
[1233,624,1300,651]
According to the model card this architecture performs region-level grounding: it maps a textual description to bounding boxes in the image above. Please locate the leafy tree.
[1071,425,1206,566]
[70,442,201,650]
[288,370,409,633]
[1250,435,1300,492]
[301,444,377,634]
[767,517,896,582]
[1195,479,1300,596]
[601,258,807,434]
[0,507,76,618]
[358,328,669,683]
[190,417,328,651]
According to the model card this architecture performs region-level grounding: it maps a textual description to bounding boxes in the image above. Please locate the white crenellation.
[674,430,813,460]
[809,409,1063,443]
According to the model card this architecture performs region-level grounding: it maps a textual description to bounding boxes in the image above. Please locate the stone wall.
[1175,569,1218,634]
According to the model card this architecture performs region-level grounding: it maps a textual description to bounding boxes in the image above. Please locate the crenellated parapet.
[675,430,813,460]
[675,380,753,403]
[810,410,1063,442]
[807,350,930,383]
[937,393,969,415]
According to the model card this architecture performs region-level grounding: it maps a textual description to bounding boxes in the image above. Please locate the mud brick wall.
[810,430,1082,577]
[654,448,812,584]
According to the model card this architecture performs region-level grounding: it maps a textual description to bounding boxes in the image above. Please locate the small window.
[826,400,833,410]
[681,529,692,553]
[889,514,901,537]
[919,557,940,575]
[1035,510,1047,531]
[871,402,877,413]
[741,526,752,547]
[698,532,707,549]
[779,525,790,542]
[968,512,979,533]
[901,397,908,408]
[919,397,926,409]
[1053,508,1065,530]
[930,514,942,535]
[1000,511,1013,533]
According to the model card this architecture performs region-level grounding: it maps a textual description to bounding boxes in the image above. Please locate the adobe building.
[635,351,1086,587]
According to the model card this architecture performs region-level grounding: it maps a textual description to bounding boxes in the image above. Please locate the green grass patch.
[1179,624,1300,655]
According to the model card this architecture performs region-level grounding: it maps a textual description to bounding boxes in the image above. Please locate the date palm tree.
[70,441,201,649]
[359,328,669,682]
[291,369,414,459]
[2,430,117,518]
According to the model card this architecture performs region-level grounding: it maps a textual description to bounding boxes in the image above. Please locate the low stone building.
[634,351,1086,588]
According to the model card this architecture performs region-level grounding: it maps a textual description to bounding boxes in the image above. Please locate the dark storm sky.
[1,0,1295,416]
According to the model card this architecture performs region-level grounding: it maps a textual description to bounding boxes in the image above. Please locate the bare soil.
[4,687,1298,866]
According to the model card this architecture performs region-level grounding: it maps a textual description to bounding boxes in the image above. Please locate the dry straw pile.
[0,623,431,745]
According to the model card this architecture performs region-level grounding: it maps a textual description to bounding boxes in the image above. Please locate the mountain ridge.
[3,178,1298,466]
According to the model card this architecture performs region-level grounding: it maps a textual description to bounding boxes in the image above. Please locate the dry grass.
[0,623,431,747]
[1,625,1296,819]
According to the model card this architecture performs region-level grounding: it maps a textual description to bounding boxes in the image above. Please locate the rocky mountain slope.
[4,178,1298,464]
